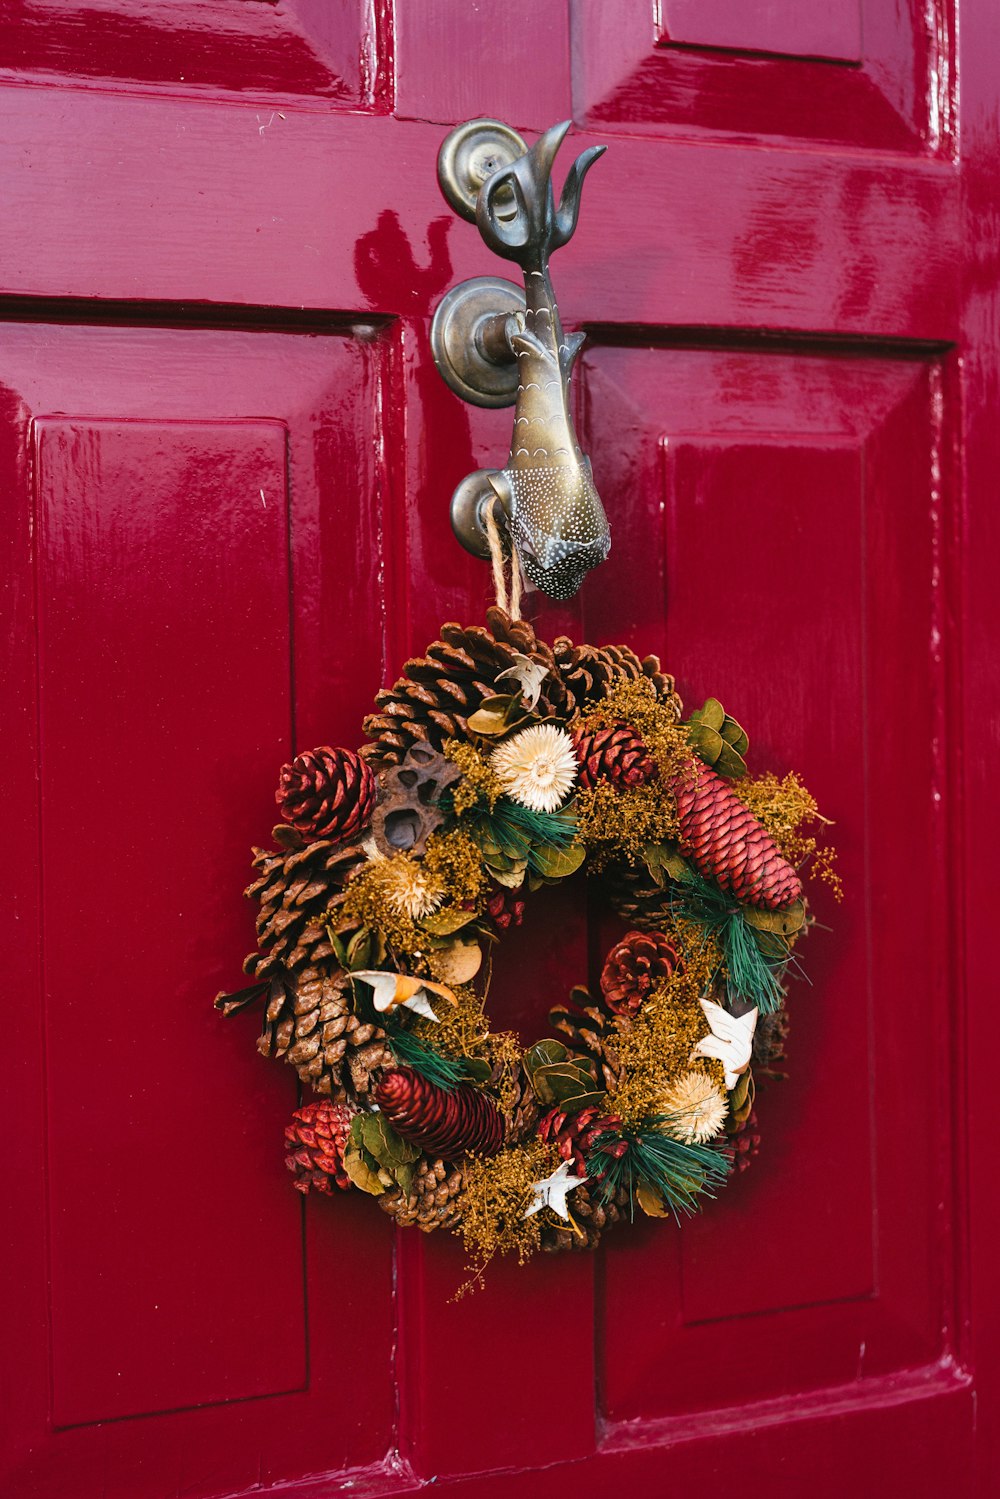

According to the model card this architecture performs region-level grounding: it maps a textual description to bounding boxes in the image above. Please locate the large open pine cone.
[361,608,573,768]
[572,724,658,789]
[276,746,375,843]
[674,761,803,910]
[601,930,680,1017]
[553,638,682,719]
[538,1104,622,1176]
[379,1157,465,1232]
[375,1068,504,1159]
[241,830,364,984]
[285,1100,356,1193]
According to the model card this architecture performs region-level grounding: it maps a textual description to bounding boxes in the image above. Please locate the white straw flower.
[659,1069,728,1145]
[490,724,578,813]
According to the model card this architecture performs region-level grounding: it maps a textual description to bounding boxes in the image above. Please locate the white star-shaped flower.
[351,970,455,1024]
[522,1159,588,1221]
[692,998,757,1090]
[495,653,550,710]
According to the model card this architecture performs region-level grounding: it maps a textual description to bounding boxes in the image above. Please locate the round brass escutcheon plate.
[430,275,526,408]
[450,470,512,559]
[437,118,528,223]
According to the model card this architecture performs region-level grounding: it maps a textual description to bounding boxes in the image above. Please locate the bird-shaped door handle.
[432,118,611,602]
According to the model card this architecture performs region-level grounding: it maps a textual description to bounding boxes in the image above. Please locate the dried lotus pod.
[372,743,462,858]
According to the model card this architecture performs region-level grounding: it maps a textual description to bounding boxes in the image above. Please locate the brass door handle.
[431,119,611,602]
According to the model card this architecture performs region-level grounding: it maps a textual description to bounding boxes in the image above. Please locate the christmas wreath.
[217,608,837,1273]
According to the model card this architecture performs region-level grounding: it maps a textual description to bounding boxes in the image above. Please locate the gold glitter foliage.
[444,738,504,814]
[458,1139,562,1269]
[736,772,841,897]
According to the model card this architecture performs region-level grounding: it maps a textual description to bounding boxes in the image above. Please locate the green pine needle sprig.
[670,871,790,1013]
[385,1026,473,1092]
[586,1118,732,1224]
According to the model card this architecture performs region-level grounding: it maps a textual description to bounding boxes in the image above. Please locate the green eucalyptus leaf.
[697,697,726,732]
[360,1113,421,1170]
[530,842,585,879]
[421,907,477,936]
[714,742,748,780]
[524,1039,568,1078]
[462,1057,493,1084]
[743,900,805,938]
[643,842,695,885]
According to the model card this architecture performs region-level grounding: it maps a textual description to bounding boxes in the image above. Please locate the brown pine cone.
[553,637,682,719]
[541,1182,630,1253]
[753,1006,791,1080]
[504,1066,541,1145]
[538,1104,622,1176]
[379,1157,465,1232]
[600,930,680,1017]
[276,746,375,843]
[549,986,620,1091]
[361,608,572,768]
[375,1068,505,1159]
[602,862,674,932]
[241,829,364,984]
[284,1100,356,1193]
[674,761,803,910]
[572,724,658,790]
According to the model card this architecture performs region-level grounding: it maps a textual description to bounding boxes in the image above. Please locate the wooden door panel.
[573,0,950,152]
[580,346,955,1422]
[657,0,863,62]
[2,322,397,1493]
[0,0,376,101]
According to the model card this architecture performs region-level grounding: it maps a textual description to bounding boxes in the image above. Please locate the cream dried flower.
[659,1069,728,1145]
[490,724,578,813]
[377,855,444,920]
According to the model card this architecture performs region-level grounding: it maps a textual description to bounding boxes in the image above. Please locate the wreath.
[216,607,837,1274]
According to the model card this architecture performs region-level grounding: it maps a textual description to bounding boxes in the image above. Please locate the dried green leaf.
[420,908,477,936]
[432,939,482,985]
[466,708,512,736]
[714,742,748,780]
[524,1040,569,1078]
[743,900,805,938]
[636,1182,670,1217]
[343,1142,386,1196]
[530,842,585,880]
[359,1113,421,1170]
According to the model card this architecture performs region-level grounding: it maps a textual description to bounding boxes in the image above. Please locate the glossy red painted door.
[1,2,995,1495]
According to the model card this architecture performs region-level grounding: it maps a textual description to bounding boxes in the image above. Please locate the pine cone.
[538,1104,622,1175]
[379,1157,465,1232]
[549,986,620,1090]
[602,862,674,932]
[553,637,682,719]
[242,829,364,984]
[486,882,526,933]
[600,930,680,1017]
[674,761,803,911]
[504,1066,541,1145]
[721,1112,760,1174]
[541,1183,631,1253]
[753,1006,790,1080]
[572,724,658,790]
[276,746,375,843]
[361,608,572,768]
[284,1100,356,1193]
[375,1068,504,1159]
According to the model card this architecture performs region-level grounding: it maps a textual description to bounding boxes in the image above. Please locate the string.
[484,499,523,620]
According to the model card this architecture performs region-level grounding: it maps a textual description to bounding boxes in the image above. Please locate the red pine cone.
[538,1104,622,1176]
[673,760,803,911]
[572,724,658,790]
[721,1111,761,1174]
[284,1100,356,1194]
[276,745,375,843]
[601,929,680,1016]
[375,1067,504,1159]
[486,883,526,932]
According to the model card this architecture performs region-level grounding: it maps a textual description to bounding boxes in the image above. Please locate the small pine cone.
[486,883,526,933]
[538,1104,622,1176]
[277,746,375,844]
[549,986,620,1090]
[361,608,571,769]
[572,724,658,790]
[553,637,682,719]
[379,1157,465,1232]
[600,930,680,1017]
[674,761,803,911]
[375,1068,504,1159]
[504,1067,541,1145]
[284,1100,356,1194]
[721,1112,760,1174]
[602,863,674,932]
[753,1006,791,1080]
[541,1183,630,1253]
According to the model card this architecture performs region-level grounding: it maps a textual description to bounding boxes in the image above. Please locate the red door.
[2,2,996,1494]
